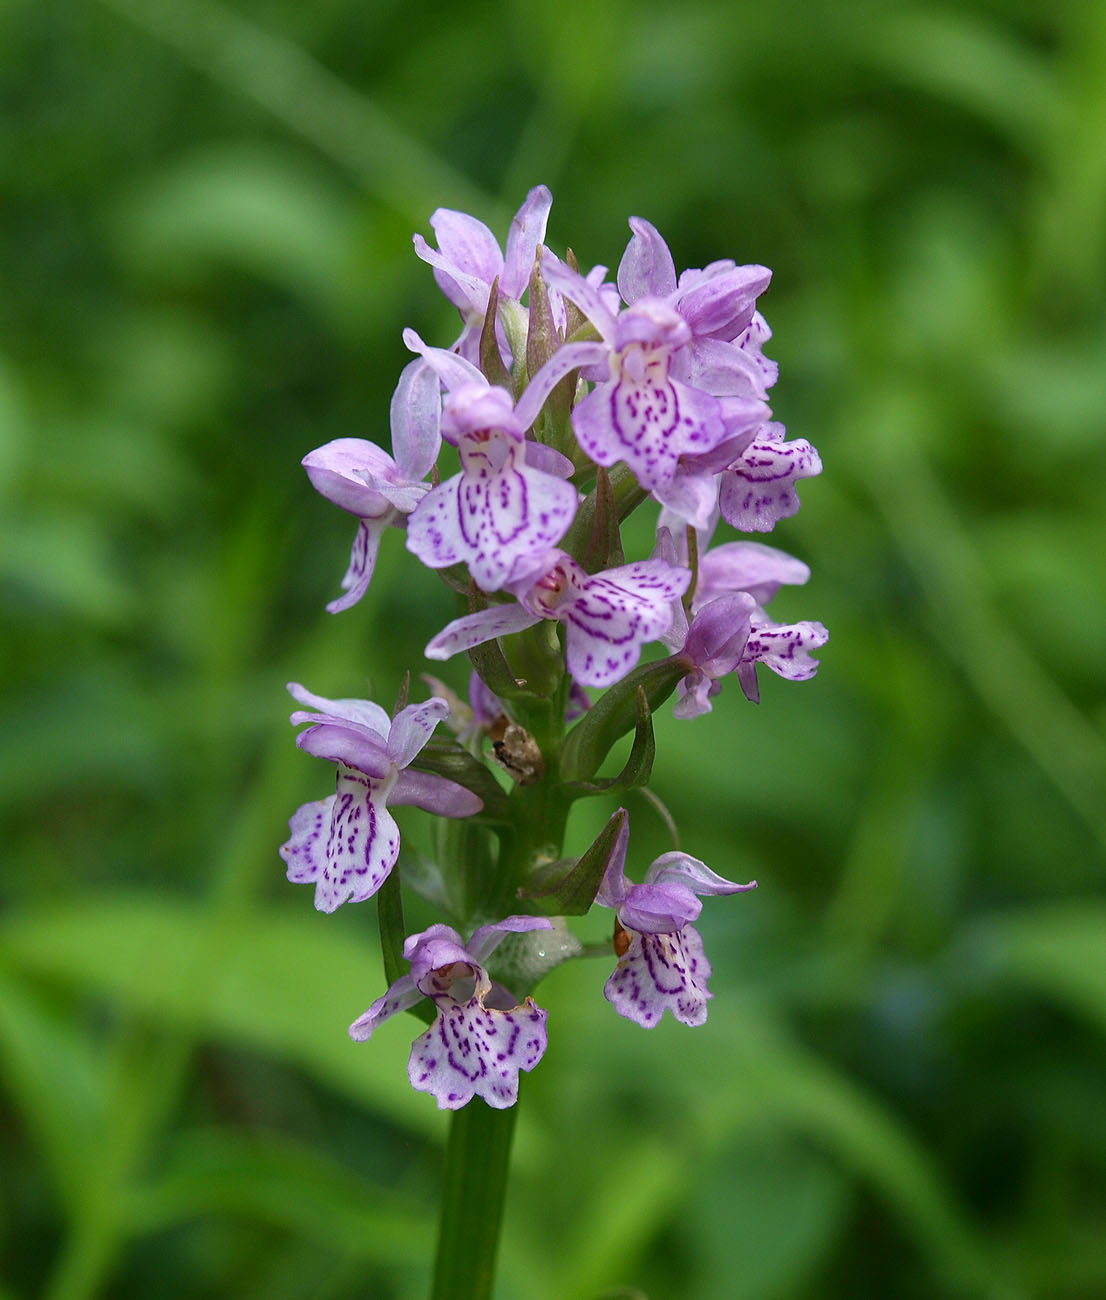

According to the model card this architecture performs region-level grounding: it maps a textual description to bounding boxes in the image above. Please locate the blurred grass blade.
[96,0,503,226]
[131,1128,429,1260]
[0,897,440,1137]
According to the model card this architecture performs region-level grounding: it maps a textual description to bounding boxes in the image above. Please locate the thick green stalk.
[429,1095,520,1300]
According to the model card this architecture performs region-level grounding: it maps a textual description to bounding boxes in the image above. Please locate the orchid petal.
[541,253,618,345]
[285,766,400,912]
[501,184,552,299]
[286,682,391,736]
[429,206,502,279]
[348,974,421,1041]
[514,340,608,430]
[425,603,541,661]
[402,328,486,394]
[572,375,724,494]
[677,264,771,340]
[387,697,450,768]
[521,441,575,479]
[743,619,829,689]
[279,796,332,884]
[390,359,442,481]
[468,914,555,963]
[696,541,810,609]
[647,851,757,897]
[618,880,702,933]
[302,439,397,517]
[326,516,388,614]
[390,768,483,819]
[294,722,393,779]
[719,431,823,533]
[604,925,713,1028]
[617,216,677,304]
[559,559,690,688]
[408,997,548,1109]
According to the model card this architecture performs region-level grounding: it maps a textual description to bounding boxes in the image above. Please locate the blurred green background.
[3,0,1106,1297]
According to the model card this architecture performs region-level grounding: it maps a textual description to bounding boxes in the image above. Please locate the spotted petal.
[559,559,690,687]
[424,603,541,662]
[604,925,713,1028]
[326,516,388,614]
[571,373,724,494]
[280,766,400,912]
[719,427,823,533]
[407,997,549,1109]
[348,974,422,1042]
[739,619,829,702]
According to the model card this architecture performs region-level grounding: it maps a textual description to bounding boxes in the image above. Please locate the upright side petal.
[646,852,758,897]
[387,697,450,769]
[287,682,391,736]
[391,359,442,482]
[428,207,504,285]
[502,185,553,299]
[468,914,555,963]
[617,216,677,304]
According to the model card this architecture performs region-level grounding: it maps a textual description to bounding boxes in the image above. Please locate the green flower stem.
[429,1092,520,1300]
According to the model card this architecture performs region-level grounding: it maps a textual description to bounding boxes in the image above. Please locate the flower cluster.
[282,187,826,1109]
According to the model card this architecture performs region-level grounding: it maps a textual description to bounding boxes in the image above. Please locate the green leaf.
[563,466,625,575]
[518,807,625,916]
[0,897,441,1137]
[563,686,654,798]
[131,1127,429,1261]
[970,903,1106,1035]
[0,966,108,1213]
[479,277,512,390]
[560,657,687,783]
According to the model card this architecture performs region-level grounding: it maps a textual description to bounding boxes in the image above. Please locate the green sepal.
[563,685,653,797]
[562,248,588,339]
[610,463,651,521]
[393,670,411,715]
[409,737,512,823]
[525,250,576,450]
[560,656,689,782]
[525,250,560,381]
[479,277,512,389]
[376,868,435,1026]
[562,465,624,574]
[517,808,627,916]
[466,634,537,703]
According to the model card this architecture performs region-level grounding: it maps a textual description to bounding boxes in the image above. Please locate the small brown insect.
[613,919,632,957]
[491,723,545,786]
